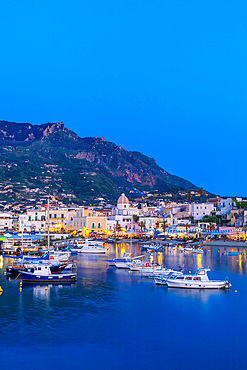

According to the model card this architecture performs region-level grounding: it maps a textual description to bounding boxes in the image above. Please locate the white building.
[218,198,235,215]
[191,203,215,220]
[112,194,141,216]
[138,216,159,232]
[0,212,14,230]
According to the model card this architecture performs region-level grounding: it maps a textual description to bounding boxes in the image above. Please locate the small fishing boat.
[141,243,163,252]
[178,246,204,254]
[154,271,181,285]
[6,259,71,276]
[164,268,231,289]
[21,264,77,283]
[222,251,244,256]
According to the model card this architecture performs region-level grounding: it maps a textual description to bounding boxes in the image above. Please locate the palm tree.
[198,188,205,203]
[161,220,168,237]
[186,191,192,203]
[113,223,122,237]
[184,223,190,234]
[139,221,145,232]
[116,224,122,233]
[209,223,216,236]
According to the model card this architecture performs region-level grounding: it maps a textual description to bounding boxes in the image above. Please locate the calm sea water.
[0,243,246,370]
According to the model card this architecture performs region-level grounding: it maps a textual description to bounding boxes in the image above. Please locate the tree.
[133,215,139,223]
[113,223,122,236]
[139,221,145,232]
[186,191,192,203]
[197,188,205,203]
[184,223,190,233]
[161,220,168,236]
[209,223,216,233]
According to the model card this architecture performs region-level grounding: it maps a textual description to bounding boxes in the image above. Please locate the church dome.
[117,193,129,204]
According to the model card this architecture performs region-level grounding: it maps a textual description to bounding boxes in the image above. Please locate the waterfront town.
[1,191,247,243]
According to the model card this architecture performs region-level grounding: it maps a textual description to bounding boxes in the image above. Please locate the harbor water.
[0,243,246,369]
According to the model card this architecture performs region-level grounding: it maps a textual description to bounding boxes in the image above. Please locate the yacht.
[80,239,108,254]
[164,268,231,289]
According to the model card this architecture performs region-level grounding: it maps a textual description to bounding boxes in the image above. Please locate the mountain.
[0,120,197,203]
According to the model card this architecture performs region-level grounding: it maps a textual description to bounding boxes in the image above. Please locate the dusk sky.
[0,1,246,196]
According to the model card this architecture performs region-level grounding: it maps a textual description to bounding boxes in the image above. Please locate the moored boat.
[21,264,77,283]
[105,252,131,266]
[164,268,231,289]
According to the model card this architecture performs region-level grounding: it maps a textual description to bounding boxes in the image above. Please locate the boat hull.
[166,280,230,289]
[21,271,77,283]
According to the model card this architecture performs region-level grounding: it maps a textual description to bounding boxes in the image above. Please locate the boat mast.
[21,217,24,261]
[130,214,133,258]
[47,198,50,254]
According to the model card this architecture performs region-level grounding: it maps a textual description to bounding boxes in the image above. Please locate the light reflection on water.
[0,242,247,369]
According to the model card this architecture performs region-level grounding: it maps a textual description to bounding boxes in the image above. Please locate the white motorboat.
[105,253,131,267]
[80,240,108,254]
[115,254,145,269]
[164,268,231,289]
[141,266,183,278]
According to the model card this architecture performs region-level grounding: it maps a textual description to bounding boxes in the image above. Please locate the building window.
[98,223,101,228]
[61,214,64,219]
[49,214,51,219]
[88,213,91,217]
[54,214,57,219]
[41,216,45,221]
[35,216,37,221]
[92,222,95,228]
[29,216,31,221]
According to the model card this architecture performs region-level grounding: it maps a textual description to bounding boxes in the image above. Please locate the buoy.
[235,290,237,293]
[20,282,22,286]
[19,288,22,292]
[189,271,191,274]
[45,287,48,291]
[0,286,3,292]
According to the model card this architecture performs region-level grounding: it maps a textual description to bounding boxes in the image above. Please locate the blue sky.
[0,1,246,196]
